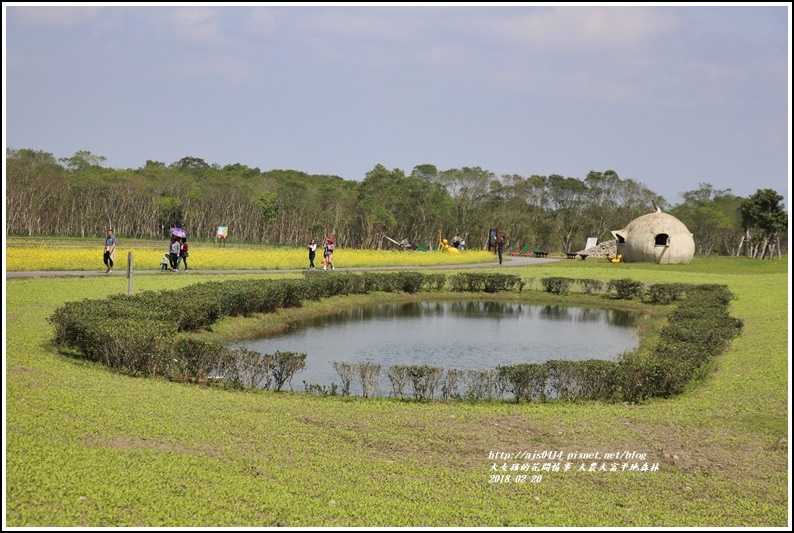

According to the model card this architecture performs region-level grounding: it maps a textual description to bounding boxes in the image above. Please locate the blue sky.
[3,3,791,209]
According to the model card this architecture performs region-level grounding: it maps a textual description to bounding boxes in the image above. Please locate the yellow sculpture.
[605,252,623,263]
[440,238,460,253]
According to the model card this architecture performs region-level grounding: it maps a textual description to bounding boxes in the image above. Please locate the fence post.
[127,252,134,295]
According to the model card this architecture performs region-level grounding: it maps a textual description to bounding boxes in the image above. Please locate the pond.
[227,300,643,397]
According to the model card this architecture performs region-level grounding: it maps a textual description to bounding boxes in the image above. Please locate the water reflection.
[228,301,641,396]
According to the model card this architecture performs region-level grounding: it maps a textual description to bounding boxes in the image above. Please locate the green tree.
[58,150,107,171]
[410,164,439,182]
[157,191,184,233]
[739,189,787,259]
[255,192,279,241]
[439,167,492,244]
[356,165,405,247]
[670,183,743,256]
[545,174,588,253]
[6,148,69,235]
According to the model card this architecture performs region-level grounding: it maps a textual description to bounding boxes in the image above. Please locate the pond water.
[227,300,642,396]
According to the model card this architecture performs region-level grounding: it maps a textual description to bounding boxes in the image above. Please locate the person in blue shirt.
[103,229,116,273]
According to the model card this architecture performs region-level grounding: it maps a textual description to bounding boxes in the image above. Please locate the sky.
[3,3,791,209]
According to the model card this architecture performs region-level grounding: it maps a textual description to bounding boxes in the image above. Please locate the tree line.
[5,148,787,257]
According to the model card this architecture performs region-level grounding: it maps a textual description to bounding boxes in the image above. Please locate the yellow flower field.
[5,244,497,271]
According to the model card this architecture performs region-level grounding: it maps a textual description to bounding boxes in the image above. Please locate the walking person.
[308,239,317,269]
[177,237,189,271]
[496,235,505,265]
[103,228,116,273]
[323,238,335,270]
[169,236,181,271]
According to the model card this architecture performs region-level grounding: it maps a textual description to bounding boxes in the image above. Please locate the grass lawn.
[4,255,790,526]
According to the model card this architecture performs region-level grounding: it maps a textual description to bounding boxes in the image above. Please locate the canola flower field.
[5,240,497,271]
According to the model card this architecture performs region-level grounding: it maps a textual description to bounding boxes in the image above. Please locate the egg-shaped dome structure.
[611,208,695,264]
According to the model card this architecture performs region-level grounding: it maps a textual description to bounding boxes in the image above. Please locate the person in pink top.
[323,238,335,270]
[177,237,189,271]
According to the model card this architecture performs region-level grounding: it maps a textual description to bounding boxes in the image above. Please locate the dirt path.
[5,255,559,279]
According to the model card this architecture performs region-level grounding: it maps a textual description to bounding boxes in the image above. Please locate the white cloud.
[156,54,253,84]
[11,6,103,29]
[149,7,226,45]
[246,7,286,34]
[307,11,411,40]
[493,7,679,51]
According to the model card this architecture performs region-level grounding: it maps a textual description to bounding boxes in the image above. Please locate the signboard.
[585,237,598,250]
[217,226,228,239]
[488,228,498,250]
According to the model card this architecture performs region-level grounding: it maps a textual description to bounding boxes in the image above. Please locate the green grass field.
[4,253,790,526]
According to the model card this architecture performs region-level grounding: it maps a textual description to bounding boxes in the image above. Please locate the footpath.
[5,255,557,279]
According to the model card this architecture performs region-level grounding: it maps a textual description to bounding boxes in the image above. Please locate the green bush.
[406,365,443,400]
[170,338,228,383]
[540,277,574,294]
[48,274,743,405]
[271,351,307,392]
[387,365,410,399]
[620,283,743,400]
[575,359,620,400]
[50,273,440,382]
[578,278,604,295]
[607,278,645,300]
[645,282,687,304]
[449,273,524,293]
[496,364,547,403]
[462,370,499,401]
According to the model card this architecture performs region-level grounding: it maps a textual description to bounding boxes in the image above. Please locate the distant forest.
[5,148,787,257]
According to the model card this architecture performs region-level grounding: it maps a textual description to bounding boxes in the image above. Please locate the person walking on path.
[169,237,181,271]
[177,237,189,271]
[308,239,317,269]
[323,238,335,270]
[103,229,117,273]
[496,236,505,265]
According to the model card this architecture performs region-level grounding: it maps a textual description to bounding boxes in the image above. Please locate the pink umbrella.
[169,227,188,239]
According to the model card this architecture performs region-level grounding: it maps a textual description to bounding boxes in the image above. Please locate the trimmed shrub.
[575,360,620,400]
[358,362,382,398]
[406,365,443,400]
[463,369,499,401]
[331,361,356,396]
[578,278,604,295]
[271,351,307,392]
[496,364,547,403]
[441,369,465,400]
[387,365,410,399]
[449,273,524,293]
[170,337,228,383]
[645,282,687,304]
[48,273,743,405]
[607,278,645,300]
[540,277,574,294]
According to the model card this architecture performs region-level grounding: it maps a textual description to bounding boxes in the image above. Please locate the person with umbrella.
[169,236,180,271]
[168,228,187,271]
